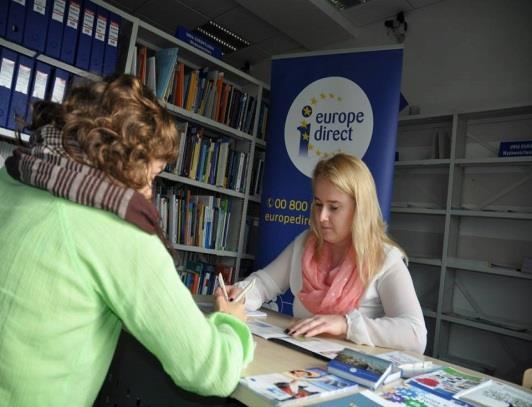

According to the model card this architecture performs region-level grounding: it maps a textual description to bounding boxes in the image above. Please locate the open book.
[236,367,359,407]
[247,320,345,360]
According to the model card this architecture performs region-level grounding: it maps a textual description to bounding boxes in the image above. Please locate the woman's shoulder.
[378,243,407,274]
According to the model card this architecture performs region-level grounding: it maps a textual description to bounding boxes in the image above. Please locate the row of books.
[250,150,265,196]
[0,46,72,130]
[133,45,269,136]
[167,123,249,193]
[1,0,121,76]
[238,337,532,406]
[155,186,234,251]
[176,260,233,296]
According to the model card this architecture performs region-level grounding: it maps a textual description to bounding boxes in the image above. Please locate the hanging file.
[0,48,18,128]
[75,0,95,70]
[60,0,81,65]
[102,12,120,76]
[7,55,34,130]
[45,0,66,59]
[88,5,108,75]
[23,0,50,52]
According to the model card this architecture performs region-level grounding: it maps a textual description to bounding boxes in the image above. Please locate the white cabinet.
[392,106,532,383]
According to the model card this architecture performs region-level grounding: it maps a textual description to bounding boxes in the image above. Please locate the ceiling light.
[192,21,250,55]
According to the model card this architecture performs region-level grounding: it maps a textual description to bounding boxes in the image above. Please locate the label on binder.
[32,71,49,99]
[14,65,31,94]
[0,59,16,88]
[34,0,46,14]
[66,1,80,29]
[51,77,67,103]
[81,9,94,35]
[107,21,119,47]
[52,0,66,22]
[94,14,107,41]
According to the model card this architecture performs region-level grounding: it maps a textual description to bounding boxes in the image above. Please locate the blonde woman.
[231,153,427,353]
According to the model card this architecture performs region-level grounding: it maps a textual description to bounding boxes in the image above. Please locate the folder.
[0,48,18,128]
[88,5,108,75]
[50,68,69,103]
[23,0,50,52]
[26,61,52,123]
[75,0,96,70]
[102,11,121,76]
[0,0,9,37]
[45,0,67,60]
[6,0,27,44]
[60,0,82,65]
[7,55,34,130]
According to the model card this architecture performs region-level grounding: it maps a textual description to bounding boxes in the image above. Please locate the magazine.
[405,367,485,400]
[247,320,345,360]
[237,367,359,407]
[379,384,468,406]
[454,379,532,407]
[327,348,393,390]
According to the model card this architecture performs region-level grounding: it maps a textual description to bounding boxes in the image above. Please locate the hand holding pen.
[214,275,255,322]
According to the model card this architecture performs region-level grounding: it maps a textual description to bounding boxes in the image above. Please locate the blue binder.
[26,61,52,123]
[7,55,34,130]
[0,0,9,37]
[0,48,18,128]
[88,5,108,75]
[23,0,50,52]
[60,0,82,65]
[6,0,27,44]
[102,11,120,76]
[75,0,95,70]
[49,68,69,103]
[45,0,67,59]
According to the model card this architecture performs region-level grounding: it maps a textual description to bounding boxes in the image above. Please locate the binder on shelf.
[88,4,107,75]
[0,48,18,128]
[6,0,28,44]
[0,0,9,37]
[7,54,34,130]
[45,0,66,59]
[49,68,69,103]
[26,61,52,122]
[60,0,82,65]
[102,11,120,76]
[23,0,50,52]
[75,0,95,70]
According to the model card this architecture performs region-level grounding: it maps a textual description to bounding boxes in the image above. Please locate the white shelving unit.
[391,105,532,383]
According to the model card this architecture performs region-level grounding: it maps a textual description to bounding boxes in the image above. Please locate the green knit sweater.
[0,168,253,406]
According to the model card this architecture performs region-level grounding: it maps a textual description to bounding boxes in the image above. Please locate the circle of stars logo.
[297,91,344,160]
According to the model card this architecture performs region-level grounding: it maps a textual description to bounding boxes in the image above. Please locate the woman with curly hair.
[0,74,253,405]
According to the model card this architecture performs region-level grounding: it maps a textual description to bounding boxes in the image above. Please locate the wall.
[253,0,532,115]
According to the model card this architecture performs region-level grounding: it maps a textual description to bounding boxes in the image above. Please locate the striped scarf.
[5,125,161,236]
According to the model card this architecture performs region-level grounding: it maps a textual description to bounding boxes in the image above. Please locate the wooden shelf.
[441,313,532,341]
[170,243,238,258]
[158,172,246,199]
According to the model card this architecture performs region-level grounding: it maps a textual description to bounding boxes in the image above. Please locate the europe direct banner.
[256,46,404,315]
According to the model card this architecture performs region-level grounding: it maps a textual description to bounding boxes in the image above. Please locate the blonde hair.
[309,153,405,285]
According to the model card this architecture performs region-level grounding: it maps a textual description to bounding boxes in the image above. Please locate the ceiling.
[106,0,444,74]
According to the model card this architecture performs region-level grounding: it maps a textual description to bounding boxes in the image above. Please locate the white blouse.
[239,230,427,354]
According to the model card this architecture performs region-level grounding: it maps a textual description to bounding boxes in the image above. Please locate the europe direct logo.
[284,76,374,177]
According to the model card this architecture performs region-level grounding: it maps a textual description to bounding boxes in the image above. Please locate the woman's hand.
[287,314,347,338]
[214,287,247,322]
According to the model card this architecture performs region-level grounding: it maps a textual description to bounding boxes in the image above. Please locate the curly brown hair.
[30,74,178,190]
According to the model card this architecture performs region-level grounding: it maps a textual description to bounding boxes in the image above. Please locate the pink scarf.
[298,234,365,315]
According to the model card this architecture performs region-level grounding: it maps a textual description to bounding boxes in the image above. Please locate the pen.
[217,273,229,302]
[232,279,255,303]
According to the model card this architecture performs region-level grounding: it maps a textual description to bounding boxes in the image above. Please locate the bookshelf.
[0,0,269,294]
[390,105,532,383]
